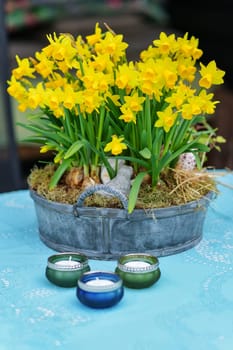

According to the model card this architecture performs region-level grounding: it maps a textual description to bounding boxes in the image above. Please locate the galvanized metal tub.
[30,185,214,260]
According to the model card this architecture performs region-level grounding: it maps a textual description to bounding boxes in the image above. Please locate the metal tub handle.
[75,184,129,210]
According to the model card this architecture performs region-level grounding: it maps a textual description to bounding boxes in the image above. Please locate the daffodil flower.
[7,23,225,202]
[104,135,127,155]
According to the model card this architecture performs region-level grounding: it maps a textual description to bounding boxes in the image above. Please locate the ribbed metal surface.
[30,188,214,260]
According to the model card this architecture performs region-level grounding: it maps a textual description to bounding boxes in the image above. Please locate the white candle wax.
[55,260,78,268]
[124,261,150,269]
[86,278,114,287]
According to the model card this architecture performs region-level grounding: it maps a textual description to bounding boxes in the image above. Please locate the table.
[0,173,233,350]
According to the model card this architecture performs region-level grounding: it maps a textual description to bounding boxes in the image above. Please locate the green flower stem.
[172,118,192,151]
[77,106,89,173]
[86,114,95,163]
[94,105,105,168]
[132,123,138,173]
[78,57,85,76]
[145,95,152,150]
[72,111,80,153]
[83,164,90,177]
[63,108,75,142]
[162,122,177,156]
[151,128,163,186]
[90,164,99,178]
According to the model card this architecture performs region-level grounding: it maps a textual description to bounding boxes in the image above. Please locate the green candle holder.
[115,253,161,289]
[46,252,90,287]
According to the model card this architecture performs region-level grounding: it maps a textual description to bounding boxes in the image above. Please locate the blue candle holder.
[77,271,124,309]
[46,252,90,287]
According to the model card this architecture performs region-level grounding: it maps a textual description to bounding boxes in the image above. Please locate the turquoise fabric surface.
[0,173,233,350]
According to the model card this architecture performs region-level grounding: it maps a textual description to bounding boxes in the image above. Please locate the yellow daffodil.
[27,83,45,109]
[165,84,193,109]
[177,57,196,82]
[181,97,202,120]
[8,23,225,195]
[123,93,145,112]
[12,55,35,79]
[198,90,219,114]
[40,145,54,153]
[63,85,79,111]
[86,22,102,46]
[155,107,177,132]
[199,60,225,89]
[95,31,128,63]
[104,135,127,155]
[153,32,177,55]
[177,33,203,60]
[115,62,138,90]
[34,51,54,78]
[119,105,137,124]
[7,76,27,100]
[91,53,114,73]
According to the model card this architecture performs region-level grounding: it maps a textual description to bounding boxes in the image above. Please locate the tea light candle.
[54,256,80,269]
[124,261,150,269]
[46,252,90,287]
[86,278,114,287]
[77,271,124,308]
[115,253,161,289]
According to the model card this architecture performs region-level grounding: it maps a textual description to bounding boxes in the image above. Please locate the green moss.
[28,164,217,209]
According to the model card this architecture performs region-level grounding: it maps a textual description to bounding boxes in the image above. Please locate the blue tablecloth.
[0,173,233,350]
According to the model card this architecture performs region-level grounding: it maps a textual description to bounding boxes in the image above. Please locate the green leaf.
[189,142,210,152]
[214,145,221,152]
[194,154,202,169]
[18,122,71,146]
[157,151,172,173]
[215,136,226,143]
[190,115,205,125]
[128,172,147,214]
[26,111,46,119]
[106,97,120,118]
[19,137,45,144]
[63,108,75,141]
[49,158,73,189]
[152,128,163,155]
[139,147,152,159]
[114,155,148,169]
[140,129,148,149]
[64,140,85,159]
[98,151,115,179]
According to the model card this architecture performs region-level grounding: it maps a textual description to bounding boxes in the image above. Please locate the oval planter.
[30,185,214,260]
